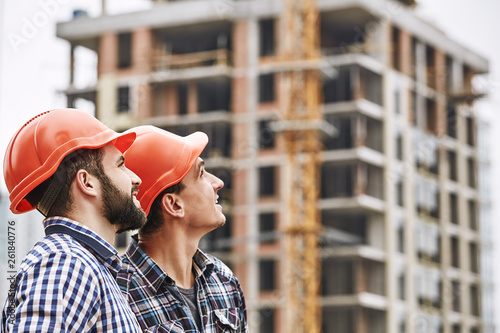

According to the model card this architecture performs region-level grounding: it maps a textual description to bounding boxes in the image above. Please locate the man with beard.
[117,126,248,332]
[1,109,147,332]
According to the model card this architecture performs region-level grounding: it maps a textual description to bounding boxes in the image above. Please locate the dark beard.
[99,173,147,233]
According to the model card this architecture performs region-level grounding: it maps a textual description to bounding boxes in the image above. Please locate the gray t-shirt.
[178,285,202,330]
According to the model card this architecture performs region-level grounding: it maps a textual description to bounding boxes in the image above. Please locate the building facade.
[56,1,493,332]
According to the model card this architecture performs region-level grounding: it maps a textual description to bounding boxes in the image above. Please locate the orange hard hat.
[3,108,136,214]
[124,125,208,215]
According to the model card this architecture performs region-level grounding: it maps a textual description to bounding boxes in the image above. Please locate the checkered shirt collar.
[43,216,122,274]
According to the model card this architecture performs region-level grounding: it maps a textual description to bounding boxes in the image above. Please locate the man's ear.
[74,169,99,197]
[161,193,184,218]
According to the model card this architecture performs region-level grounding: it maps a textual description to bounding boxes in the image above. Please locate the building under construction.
[56,0,493,332]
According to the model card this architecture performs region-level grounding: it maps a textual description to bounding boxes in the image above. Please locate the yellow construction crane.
[275,0,326,331]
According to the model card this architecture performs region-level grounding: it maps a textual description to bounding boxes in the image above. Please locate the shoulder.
[203,254,245,295]
[13,238,103,316]
[118,247,149,284]
[118,250,159,296]
[18,234,102,285]
[117,253,135,292]
[120,252,133,272]
[206,253,235,278]
[119,238,148,280]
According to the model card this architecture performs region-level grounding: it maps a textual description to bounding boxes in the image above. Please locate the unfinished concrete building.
[56,0,493,332]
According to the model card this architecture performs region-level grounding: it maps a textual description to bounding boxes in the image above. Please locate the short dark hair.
[139,182,185,236]
[25,148,104,217]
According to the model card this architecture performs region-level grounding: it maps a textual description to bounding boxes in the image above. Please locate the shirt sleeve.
[4,252,101,333]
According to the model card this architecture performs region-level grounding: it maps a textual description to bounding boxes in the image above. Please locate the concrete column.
[133,28,154,118]
[69,43,75,85]
[232,77,248,115]
[355,162,367,196]
[403,80,417,333]
[383,71,398,333]
[399,29,412,77]
[451,60,464,94]
[376,20,391,66]
[244,17,260,332]
[355,259,367,293]
[354,114,367,147]
[136,83,153,119]
[132,27,153,73]
[97,75,117,127]
[415,41,426,85]
[97,32,117,121]
[356,307,368,333]
[407,88,414,124]
[231,18,249,293]
[435,49,447,137]
[232,20,248,115]
[437,47,451,332]
[163,84,178,116]
[352,65,362,100]
[232,123,249,160]
[463,66,475,93]
[415,92,424,130]
[435,49,446,94]
[98,32,117,75]
[187,81,197,115]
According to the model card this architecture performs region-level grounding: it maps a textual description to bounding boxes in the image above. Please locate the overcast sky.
[1,0,500,326]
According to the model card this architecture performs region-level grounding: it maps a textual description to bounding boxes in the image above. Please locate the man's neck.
[65,209,117,245]
[138,228,200,289]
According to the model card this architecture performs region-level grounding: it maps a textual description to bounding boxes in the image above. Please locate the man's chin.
[112,209,147,234]
[116,220,145,234]
[214,218,226,230]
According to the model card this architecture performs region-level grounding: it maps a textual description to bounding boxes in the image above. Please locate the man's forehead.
[101,142,123,160]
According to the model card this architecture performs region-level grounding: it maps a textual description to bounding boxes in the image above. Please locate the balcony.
[153,48,231,71]
[323,65,383,107]
[447,64,487,104]
[323,113,383,153]
[150,76,232,120]
[151,20,233,79]
[320,160,384,202]
[321,7,383,62]
[322,258,385,297]
[322,304,386,333]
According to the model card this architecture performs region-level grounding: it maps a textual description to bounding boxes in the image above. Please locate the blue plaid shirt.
[1,217,142,333]
[118,234,248,332]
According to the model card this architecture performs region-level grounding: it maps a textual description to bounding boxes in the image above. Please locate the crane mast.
[280,0,322,331]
